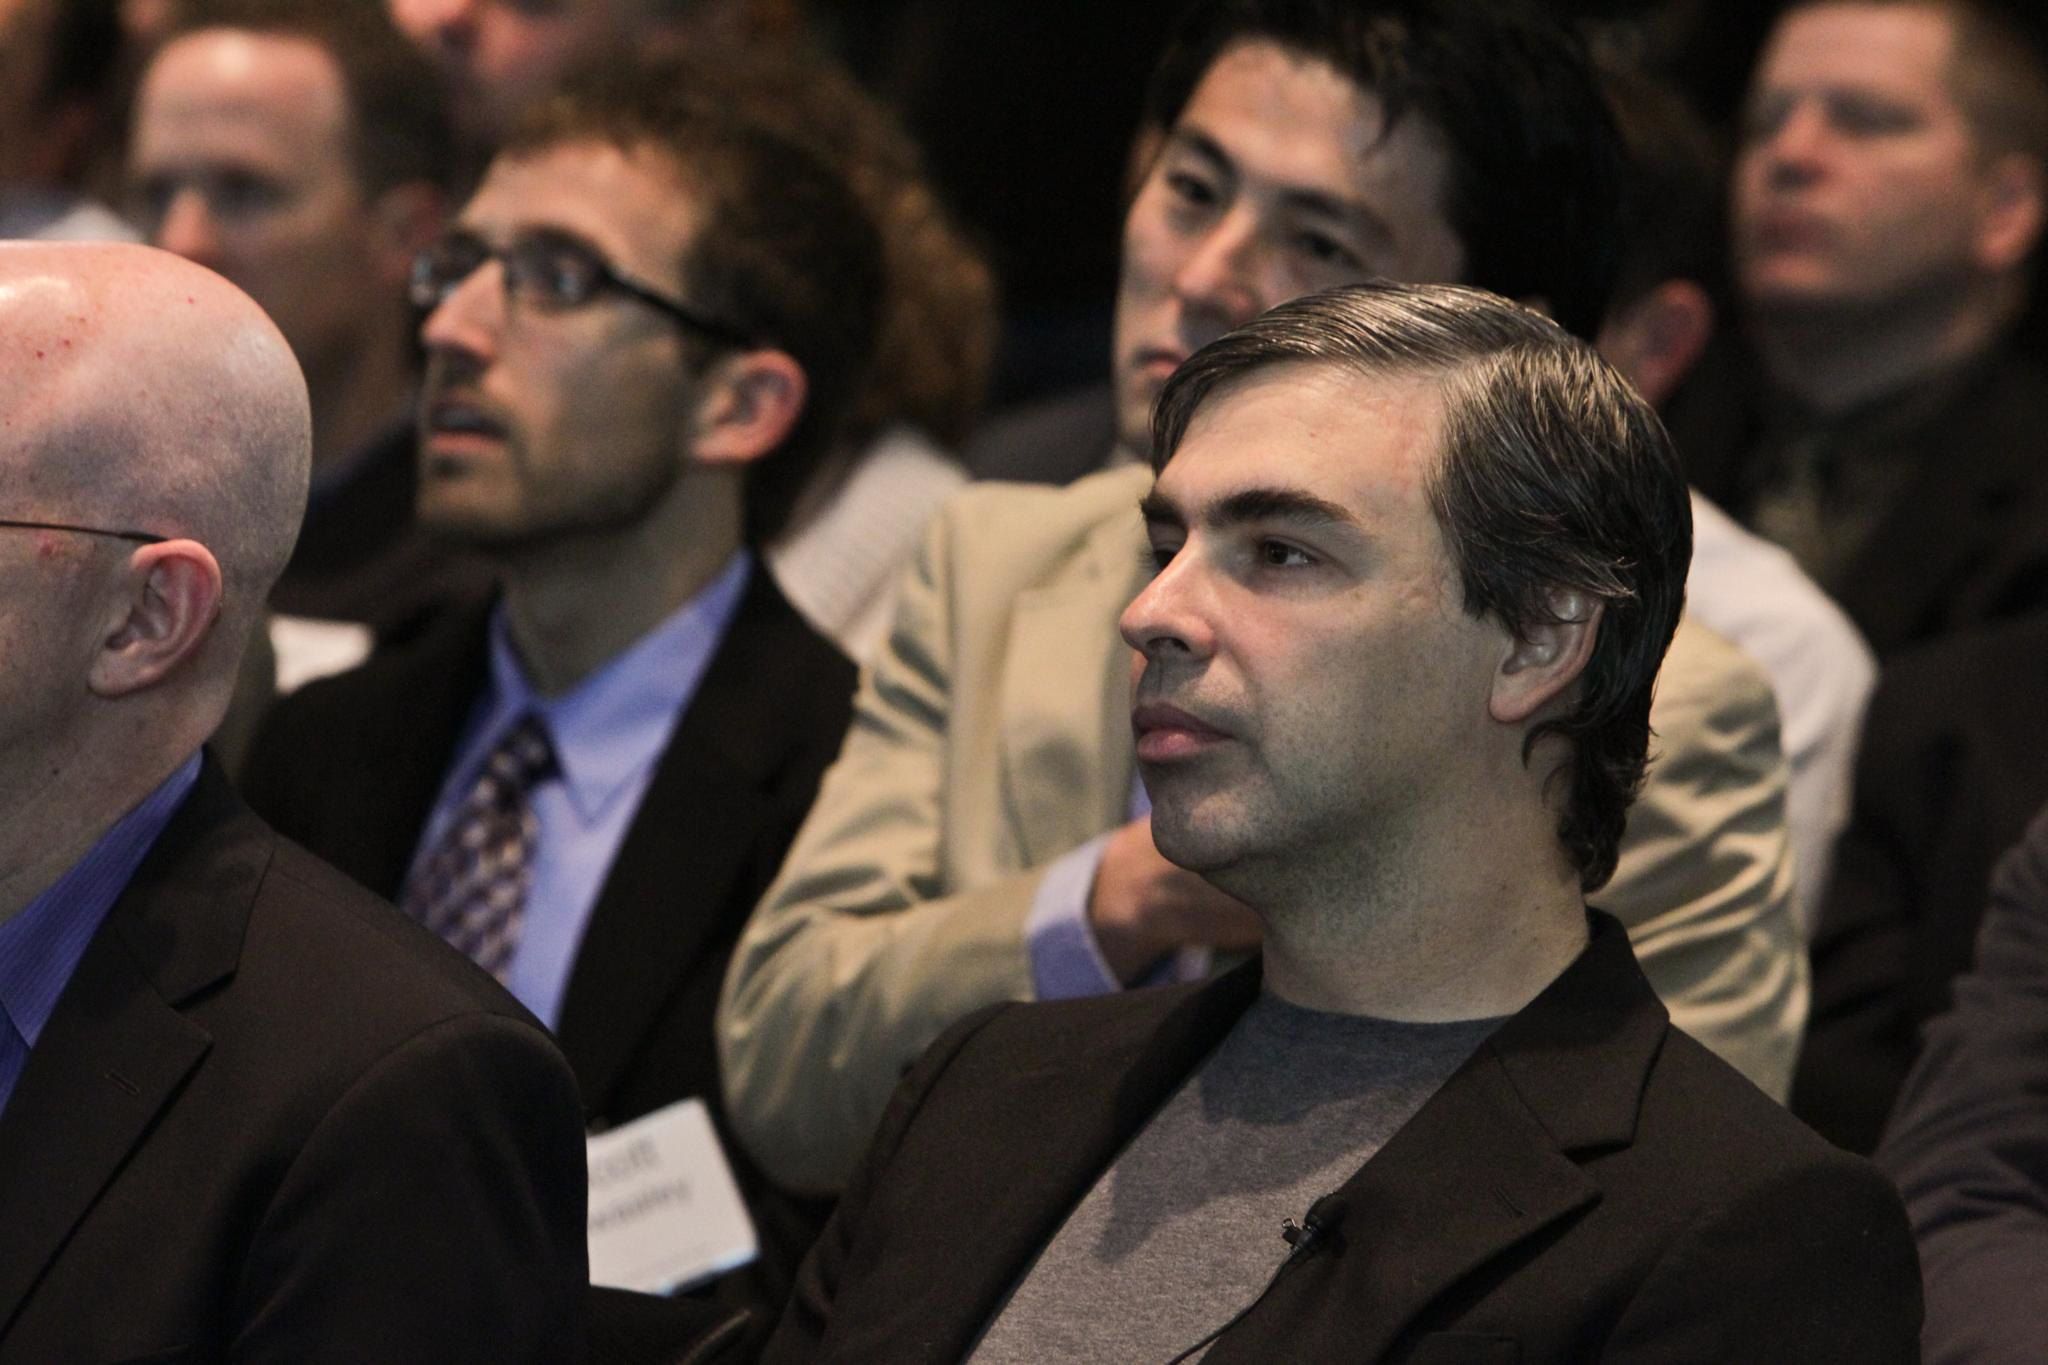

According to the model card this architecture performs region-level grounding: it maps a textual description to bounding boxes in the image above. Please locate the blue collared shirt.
[0,754,202,1122]
[408,553,751,1028]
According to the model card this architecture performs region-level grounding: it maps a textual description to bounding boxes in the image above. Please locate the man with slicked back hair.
[763,283,1919,1364]
[721,0,1807,1199]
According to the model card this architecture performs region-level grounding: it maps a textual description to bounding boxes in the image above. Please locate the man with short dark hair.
[0,240,586,1363]
[721,0,1806,1197]
[1677,0,2048,655]
[764,282,1920,1362]
[128,0,486,641]
[241,59,882,1301]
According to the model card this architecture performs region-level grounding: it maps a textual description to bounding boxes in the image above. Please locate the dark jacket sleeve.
[227,1012,590,1364]
[1794,662,1984,1154]
[1792,726,1928,1153]
[759,1003,1010,1363]
[1879,801,2048,1365]
[1795,621,2048,1154]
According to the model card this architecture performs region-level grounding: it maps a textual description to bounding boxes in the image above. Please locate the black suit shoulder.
[0,768,587,1364]
[250,831,556,1040]
[246,569,857,1326]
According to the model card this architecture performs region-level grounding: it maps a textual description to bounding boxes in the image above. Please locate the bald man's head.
[0,242,309,622]
[0,242,306,772]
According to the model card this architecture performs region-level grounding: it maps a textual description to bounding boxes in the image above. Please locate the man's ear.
[1974,151,2046,273]
[88,541,225,699]
[1489,590,1602,726]
[368,180,449,288]
[690,348,808,467]
[1596,279,1715,409]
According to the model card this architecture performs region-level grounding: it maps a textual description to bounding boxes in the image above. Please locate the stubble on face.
[1126,366,1504,911]
[413,141,703,558]
[1732,3,1991,320]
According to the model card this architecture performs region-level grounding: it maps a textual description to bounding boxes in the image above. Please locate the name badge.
[586,1098,759,1294]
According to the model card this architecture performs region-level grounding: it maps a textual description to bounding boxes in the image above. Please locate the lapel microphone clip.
[1280,1194,1347,1259]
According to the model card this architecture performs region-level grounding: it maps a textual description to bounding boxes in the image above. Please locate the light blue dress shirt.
[0,754,201,1121]
[407,553,751,1028]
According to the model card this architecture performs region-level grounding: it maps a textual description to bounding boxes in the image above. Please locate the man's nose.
[1170,209,1265,330]
[1120,547,1219,664]
[1761,99,1831,188]
[419,257,505,366]
[152,189,221,267]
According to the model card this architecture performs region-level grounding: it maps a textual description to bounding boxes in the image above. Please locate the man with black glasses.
[241,58,882,1308]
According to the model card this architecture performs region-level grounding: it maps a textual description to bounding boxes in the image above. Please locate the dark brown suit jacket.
[0,763,588,1363]
[768,913,1922,1364]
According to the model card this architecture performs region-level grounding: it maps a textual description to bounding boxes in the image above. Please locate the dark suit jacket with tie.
[0,762,588,1363]
[766,913,1921,1364]
[240,568,857,1303]
[1671,347,2048,658]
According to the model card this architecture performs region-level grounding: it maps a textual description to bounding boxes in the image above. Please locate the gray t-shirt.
[967,992,1503,1364]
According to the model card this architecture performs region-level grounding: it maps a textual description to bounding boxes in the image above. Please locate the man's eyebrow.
[1210,486,1360,530]
[1283,186,1395,249]
[1142,485,1360,530]
[1169,124,1395,248]
[1138,490,1185,527]
[1164,127,1233,177]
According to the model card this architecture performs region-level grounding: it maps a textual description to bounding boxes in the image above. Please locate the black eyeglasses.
[0,518,165,544]
[410,228,759,349]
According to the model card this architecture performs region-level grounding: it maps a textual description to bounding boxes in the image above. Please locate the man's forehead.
[465,139,700,271]
[140,31,353,154]
[1157,363,1448,515]
[1171,40,1463,271]
[1174,42,1396,198]
[0,272,92,424]
[1760,3,1961,99]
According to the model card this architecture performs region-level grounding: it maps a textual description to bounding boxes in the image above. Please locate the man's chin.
[1148,806,1245,877]
[1738,265,1866,318]
[1112,377,1166,464]
[415,503,527,555]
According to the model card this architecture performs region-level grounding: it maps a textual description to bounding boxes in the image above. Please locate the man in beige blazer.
[720,0,1805,1195]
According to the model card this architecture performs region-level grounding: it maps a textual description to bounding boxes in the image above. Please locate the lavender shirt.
[0,754,202,1121]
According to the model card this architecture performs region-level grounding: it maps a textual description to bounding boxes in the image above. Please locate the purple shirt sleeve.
[1024,831,1213,1000]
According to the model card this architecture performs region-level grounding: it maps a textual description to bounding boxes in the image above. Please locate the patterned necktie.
[400,713,558,982]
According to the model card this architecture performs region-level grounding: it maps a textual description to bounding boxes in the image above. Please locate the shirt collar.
[0,753,202,1049]
[480,552,752,824]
